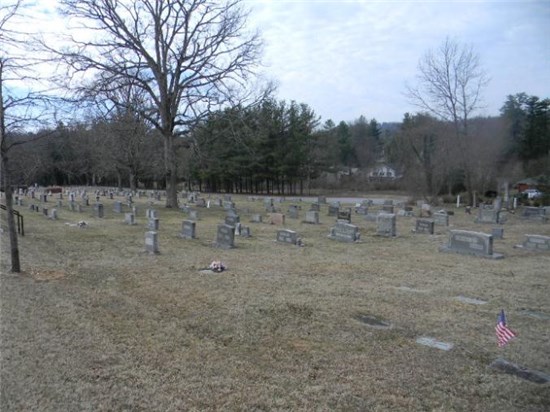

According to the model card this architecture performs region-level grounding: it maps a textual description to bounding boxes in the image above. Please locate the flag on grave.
[496,309,517,347]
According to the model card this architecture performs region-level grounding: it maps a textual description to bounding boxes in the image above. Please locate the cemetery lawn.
[1,195,550,411]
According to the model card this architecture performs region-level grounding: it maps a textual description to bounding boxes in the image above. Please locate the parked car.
[522,189,543,199]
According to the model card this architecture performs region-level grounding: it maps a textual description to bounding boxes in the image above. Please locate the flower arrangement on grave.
[208,260,226,272]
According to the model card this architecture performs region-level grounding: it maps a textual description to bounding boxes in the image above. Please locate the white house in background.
[367,163,401,181]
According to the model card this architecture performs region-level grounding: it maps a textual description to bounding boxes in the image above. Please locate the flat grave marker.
[489,358,550,384]
[416,337,454,351]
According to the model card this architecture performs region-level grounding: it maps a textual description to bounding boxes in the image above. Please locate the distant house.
[367,163,401,181]
[515,177,542,193]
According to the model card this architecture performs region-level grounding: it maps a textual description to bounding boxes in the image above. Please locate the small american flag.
[496,309,517,347]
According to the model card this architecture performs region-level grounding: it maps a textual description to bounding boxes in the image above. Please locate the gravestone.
[96,203,104,218]
[337,208,352,223]
[269,213,285,225]
[69,201,76,212]
[223,194,232,201]
[415,219,434,234]
[215,224,235,249]
[223,200,235,210]
[250,214,263,223]
[264,197,274,211]
[288,205,299,219]
[317,196,327,204]
[29,204,35,211]
[475,207,500,224]
[521,207,547,222]
[240,226,251,237]
[383,199,394,206]
[189,209,199,221]
[420,203,431,217]
[493,196,503,211]
[433,211,449,226]
[328,222,360,242]
[520,234,550,251]
[179,220,196,239]
[148,218,160,230]
[440,230,503,259]
[77,204,83,213]
[146,209,158,219]
[355,204,368,215]
[489,358,550,384]
[125,213,136,225]
[277,229,299,245]
[145,231,159,254]
[57,200,63,208]
[304,210,320,224]
[226,207,238,217]
[50,208,58,220]
[328,203,339,216]
[309,202,320,212]
[376,213,396,237]
[382,205,394,214]
[363,212,378,222]
[416,337,454,351]
[41,194,47,203]
[225,214,240,227]
[454,296,487,305]
[196,198,206,208]
[491,227,504,239]
[113,201,123,213]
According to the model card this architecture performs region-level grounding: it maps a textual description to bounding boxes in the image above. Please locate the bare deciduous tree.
[406,37,489,203]
[55,0,263,208]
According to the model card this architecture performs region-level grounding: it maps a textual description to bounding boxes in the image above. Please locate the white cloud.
[248,0,550,122]
[7,0,550,124]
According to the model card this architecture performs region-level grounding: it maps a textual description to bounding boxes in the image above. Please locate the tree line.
[8,92,549,199]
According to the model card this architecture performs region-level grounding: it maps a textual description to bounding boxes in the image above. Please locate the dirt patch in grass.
[2,193,550,411]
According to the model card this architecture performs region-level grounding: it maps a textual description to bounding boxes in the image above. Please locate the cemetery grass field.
[1,195,549,411]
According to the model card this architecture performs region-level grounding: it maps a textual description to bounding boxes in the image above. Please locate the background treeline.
[10,93,549,196]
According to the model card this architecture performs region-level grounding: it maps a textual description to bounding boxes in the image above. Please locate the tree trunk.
[163,133,178,208]
[129,172,136,191]
[1,154,21,273]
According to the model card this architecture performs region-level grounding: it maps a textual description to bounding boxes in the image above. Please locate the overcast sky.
[16,0,550,124]
[247,0,550,123]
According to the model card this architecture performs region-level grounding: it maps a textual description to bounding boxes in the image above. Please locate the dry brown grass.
[1,194,549,411]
